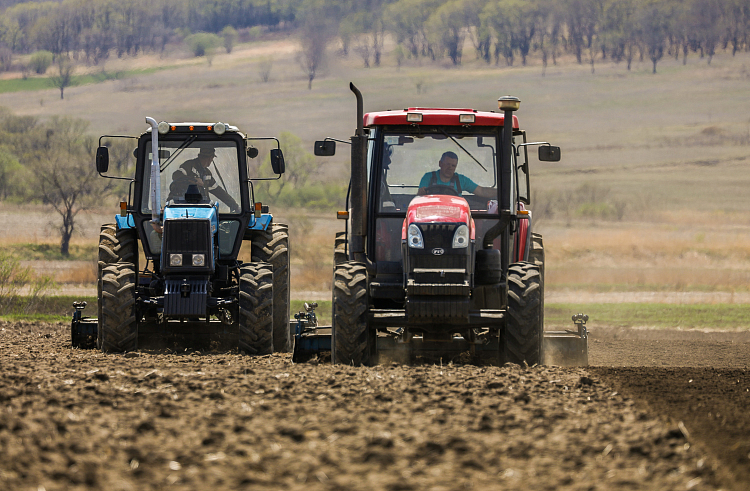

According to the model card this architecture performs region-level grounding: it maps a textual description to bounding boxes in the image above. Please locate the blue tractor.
[71,118,291,354]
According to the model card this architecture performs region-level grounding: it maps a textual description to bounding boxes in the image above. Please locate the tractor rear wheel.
[332,261,371,365]
[99,262,138,352]
[249,224,291,353]
[528,233,546,363]
[504,262,542,366]
[238,263,274,355]
[333,232,347,267]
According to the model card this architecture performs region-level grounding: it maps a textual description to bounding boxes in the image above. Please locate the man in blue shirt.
[417,151,496,198]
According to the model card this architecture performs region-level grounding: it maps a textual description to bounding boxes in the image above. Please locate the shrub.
[0,252,55,314]
[221,26,238,53]
[29,50,53,74]
[185,32,222,57]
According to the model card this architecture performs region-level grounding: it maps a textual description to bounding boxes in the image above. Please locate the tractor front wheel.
[249,224,291,353]
[99,262,138,352]
[97,224,137,350]
[238,263,274,355]
[503,262,543,366]
[332,261,371,365]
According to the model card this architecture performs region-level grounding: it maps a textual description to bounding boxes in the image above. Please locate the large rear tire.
[99,262,138,352]
[97,225,137,350]
[504,262,542,366]
[332,261,370,365]
[238,263,274,355]
[528,233,546,363]
[249,224,291,353]
[333,232,347,267]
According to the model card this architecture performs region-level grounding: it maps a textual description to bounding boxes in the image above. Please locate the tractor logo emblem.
[432,248,445,255]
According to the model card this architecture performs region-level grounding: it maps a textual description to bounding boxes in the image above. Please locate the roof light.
[459,114,475,124]
[406,112,423,123]
[214,122,227,135]
[498,96,521,112]
[189,125,194,131]
[157,121,170,134]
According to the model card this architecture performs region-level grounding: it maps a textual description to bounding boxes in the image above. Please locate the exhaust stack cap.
[498,96,521,112]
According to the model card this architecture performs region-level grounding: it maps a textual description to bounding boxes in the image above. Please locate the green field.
[4,297,748,332]
[0,67,169,94]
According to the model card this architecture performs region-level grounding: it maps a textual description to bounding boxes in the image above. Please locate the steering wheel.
[423,185,460,196]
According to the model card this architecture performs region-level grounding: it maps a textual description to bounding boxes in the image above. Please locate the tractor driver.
[168,147,240,212]
[417,151,496,198]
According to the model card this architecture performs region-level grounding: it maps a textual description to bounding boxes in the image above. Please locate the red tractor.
[311,84,586,366]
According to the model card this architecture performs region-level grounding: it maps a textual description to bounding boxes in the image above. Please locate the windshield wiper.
[439,128,487,172]
[160,135,198,172]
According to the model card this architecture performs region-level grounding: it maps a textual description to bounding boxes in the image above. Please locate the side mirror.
[538,145,561,162]
[247,147,259,159]
[270,148,285,175]
[96,146,109,173]
[314,140,336,156]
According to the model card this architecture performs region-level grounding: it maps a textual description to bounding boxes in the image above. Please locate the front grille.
[164,219,211,254]
[410,254,466,270]
[420,223,457,250]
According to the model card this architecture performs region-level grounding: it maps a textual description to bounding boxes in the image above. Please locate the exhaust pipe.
[145,117,161,225]
[349,83,374,273]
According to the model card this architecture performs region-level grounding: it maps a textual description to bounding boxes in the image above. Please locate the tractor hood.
[164,203,219,235]
[402,195,475,240]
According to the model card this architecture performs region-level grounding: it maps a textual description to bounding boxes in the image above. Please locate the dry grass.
[541,219,750,292]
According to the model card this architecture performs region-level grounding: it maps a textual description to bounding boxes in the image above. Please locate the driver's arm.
[209,186,240,212]
[472,185,497,199]
[417,172,432,195]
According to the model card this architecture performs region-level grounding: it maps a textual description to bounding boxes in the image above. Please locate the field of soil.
[1,320,748,491]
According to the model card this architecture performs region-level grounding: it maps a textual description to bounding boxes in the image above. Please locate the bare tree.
[297,16,334,89]
[49,57,74,99]
[258,56,273,83]
[32,117,113,255]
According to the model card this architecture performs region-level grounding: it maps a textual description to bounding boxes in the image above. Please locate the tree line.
[0,0,748,75]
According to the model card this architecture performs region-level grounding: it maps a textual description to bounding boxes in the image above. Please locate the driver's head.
[438,151,458,178]
[198,147,215,167]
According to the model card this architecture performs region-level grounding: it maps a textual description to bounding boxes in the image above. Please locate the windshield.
[377,131,499,214]
[140,139,242,214]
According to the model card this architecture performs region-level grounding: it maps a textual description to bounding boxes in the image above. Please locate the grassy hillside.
[1,38,749,295]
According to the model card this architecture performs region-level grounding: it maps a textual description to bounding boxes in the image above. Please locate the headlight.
[192,254,205,267]
[157,121,170,134]
[452,224,469,248]
[213,122,226,135]
[169,253,183,266]
[407,224,424,249]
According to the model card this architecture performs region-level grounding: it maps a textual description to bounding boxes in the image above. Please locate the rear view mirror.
[96,146,109,173]
[538,145,561,162]
[270,149,285,174]
[314,140,336,156]
[247,147,259,159]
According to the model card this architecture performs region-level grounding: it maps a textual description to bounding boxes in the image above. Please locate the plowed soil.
[1,320,749,491]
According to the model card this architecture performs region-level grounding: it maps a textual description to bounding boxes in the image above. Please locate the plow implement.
[292,303,589,367]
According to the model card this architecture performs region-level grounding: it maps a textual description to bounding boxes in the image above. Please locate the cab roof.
[363,108,519,129]
[140,122,241,137]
